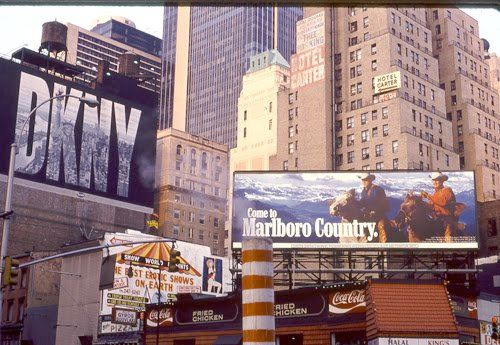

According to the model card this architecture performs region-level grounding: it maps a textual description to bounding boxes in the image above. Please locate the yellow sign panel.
[373,71,401,95]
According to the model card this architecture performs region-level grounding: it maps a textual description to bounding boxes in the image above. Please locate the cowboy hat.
[357,173,376,181]
[430,172,448,181]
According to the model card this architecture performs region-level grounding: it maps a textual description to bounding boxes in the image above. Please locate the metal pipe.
[231,268,479,274]
[19,239,176,269]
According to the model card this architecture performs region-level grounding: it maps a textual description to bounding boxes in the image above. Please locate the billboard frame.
[231,169,479,252]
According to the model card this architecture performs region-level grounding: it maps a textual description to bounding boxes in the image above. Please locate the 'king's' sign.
[0,59,156,207]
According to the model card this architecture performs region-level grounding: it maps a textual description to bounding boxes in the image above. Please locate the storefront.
[143,280,464,345]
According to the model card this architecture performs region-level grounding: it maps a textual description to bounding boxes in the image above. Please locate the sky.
[0,6,498,57]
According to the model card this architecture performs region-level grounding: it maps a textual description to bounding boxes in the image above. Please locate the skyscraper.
[159,6,303,148]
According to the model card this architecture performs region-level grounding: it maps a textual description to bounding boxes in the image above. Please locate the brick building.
[155,128,228,255]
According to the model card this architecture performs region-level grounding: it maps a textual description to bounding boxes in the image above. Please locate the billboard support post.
[0,95,98,337]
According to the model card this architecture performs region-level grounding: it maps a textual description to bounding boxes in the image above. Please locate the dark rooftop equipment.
[482,38,491,60]
[11,47,85,79]
[118,52,141,77]
[39,21,68,62]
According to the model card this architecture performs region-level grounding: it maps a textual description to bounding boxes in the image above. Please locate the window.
[173,225,179,235]
[214,217,219,228]
[175,160,181,171]
[268,119,272,130]
[397,43,402,55]
[376,162,384,170]
[371,110,377,120]
[336,154,343,166]
[288,142,294,154]
[269,102,272,112]
[446,10,451,19]
[458,125,463,136]
[18,298,24,321]
[362,147,369,159]
[189,212,195,222]
[383,124,389,136]
[361,130,369,142]
[487,218,498,237]
[364,32,370,41]
[371,44,377,55]
[451,95,457,105]
[173,210,180,219]
[445,154,450,166]
[349,21,358,32]
[199,230,204,240]
[371,60,377,71]
[288,108,294,120]
[361,112,368,125]
[382,107,388,119]
[436,39,442,49]
[356,65,362,76]
[357,82,362,93]
[175,177,181,187]
[375,144,383,157]
[372,127,378,137]
[432,10,438,20]
[347,134,355,146]
[335,136,343,149]
[457,110,462,120]
[283,160,289,170]
[243,127,247,137]
[393,158,399,169]
[349,37,358,46]
[244,110,247,120]
[347,117,354,129]
[288,93,294,104]
[435,25,441,35]
[363,16,369,28]
[348,151,355,163]
[351,84,356,95]
[289,126,294,138]
[176,144,182,155]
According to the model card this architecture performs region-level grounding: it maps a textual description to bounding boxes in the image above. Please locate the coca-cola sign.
[146,307,173,327]
[328,287,366,315]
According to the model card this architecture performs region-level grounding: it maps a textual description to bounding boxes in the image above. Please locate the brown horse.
[329,189,396,243]
[392,192,466,242]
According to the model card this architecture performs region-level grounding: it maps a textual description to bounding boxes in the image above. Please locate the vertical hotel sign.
[291,11,326,89]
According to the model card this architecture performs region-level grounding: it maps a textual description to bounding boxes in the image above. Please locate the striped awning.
[117,242,201,276]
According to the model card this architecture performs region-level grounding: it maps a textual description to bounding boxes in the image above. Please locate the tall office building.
[159,6,303,147]
[270,7,460,173]
[427,8,500,201]
[90,17,162,57]
[64,19,162,93]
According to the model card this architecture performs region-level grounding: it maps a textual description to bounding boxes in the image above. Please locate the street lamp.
[0,94,99,333]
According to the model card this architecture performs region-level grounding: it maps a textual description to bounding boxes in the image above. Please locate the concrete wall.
[55,251,101,345]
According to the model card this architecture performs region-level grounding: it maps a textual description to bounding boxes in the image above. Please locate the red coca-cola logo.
[147,308,173,327]
[329,289,366,315]
[332,290,365,306]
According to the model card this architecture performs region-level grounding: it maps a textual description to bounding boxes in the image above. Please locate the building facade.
[155,128,228,255]
[224,50,290,254]
[90,17,162,57]
[159,6,303,147]
[65,21,161,93]
[270,7,460,173]
[427,8,500,201]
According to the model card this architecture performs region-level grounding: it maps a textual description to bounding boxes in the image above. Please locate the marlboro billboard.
[231,171,477,250]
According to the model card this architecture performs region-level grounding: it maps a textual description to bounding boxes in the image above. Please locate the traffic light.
[168,249,181,272]
[2,256,20,287]
[492,316,498,341]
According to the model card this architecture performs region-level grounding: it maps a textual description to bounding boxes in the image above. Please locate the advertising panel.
[99,231,231,334]
[0,59,156,207]
[232,171,477,249]
[480,322,500,345]
[291,11,325,89]
[373,71,402,95]
[368,338,459,345]
[328,286,366,315]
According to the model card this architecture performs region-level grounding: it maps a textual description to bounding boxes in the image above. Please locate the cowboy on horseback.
[358,173,390,242]
[420,172,459,242]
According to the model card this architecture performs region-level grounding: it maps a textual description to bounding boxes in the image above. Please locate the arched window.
[176,144,182,155]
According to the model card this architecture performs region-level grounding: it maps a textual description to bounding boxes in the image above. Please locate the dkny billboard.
[0,59,156,207]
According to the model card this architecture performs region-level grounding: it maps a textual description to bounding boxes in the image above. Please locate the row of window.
[174,177,222,197]
[173,193,224,212]
[171,226,220,245]
[172,209,220,227]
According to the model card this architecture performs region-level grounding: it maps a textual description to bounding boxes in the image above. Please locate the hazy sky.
[0,6,498,58]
